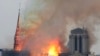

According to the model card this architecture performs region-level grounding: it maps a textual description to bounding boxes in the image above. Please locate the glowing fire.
[15,35,23,51]
[15,45,22,51]
[47,39,61,56]
[15,39,23,51]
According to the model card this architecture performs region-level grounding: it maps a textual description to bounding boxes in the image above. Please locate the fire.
[47,39,61,56]
[15,35,23,52]
[15,45,22,52]
[15,38,23,52]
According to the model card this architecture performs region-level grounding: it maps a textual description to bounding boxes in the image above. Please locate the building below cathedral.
[0,49,30,56]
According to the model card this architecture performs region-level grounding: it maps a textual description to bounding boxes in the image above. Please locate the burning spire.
[14,7,22,51]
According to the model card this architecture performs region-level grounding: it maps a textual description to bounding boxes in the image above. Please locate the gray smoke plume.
[20,0,100,55]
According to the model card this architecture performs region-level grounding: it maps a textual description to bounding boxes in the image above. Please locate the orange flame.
[47,39,61,56]
[15,37,23,52]
[15,44,22,52]
[15,35,23,52]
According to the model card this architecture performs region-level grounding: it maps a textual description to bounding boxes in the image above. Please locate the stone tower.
[67,28,90,56]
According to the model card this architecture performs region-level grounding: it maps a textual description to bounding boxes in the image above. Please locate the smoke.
[20,0,100,55]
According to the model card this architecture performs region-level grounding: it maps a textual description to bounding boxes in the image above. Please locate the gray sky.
[0,0,20,49]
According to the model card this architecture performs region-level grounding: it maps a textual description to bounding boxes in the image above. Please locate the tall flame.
[47,39,61,56]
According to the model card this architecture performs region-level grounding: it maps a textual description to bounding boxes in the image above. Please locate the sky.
[0,0,20,49]
[0,0,100,55]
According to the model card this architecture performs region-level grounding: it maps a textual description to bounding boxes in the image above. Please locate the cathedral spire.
[14,7,21,51]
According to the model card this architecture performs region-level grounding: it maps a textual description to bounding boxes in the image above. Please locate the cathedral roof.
[71,28,87,34]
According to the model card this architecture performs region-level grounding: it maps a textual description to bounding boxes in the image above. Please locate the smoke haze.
[19,0,100,55]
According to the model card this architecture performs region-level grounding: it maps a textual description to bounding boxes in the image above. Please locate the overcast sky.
[0,0,20,49]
